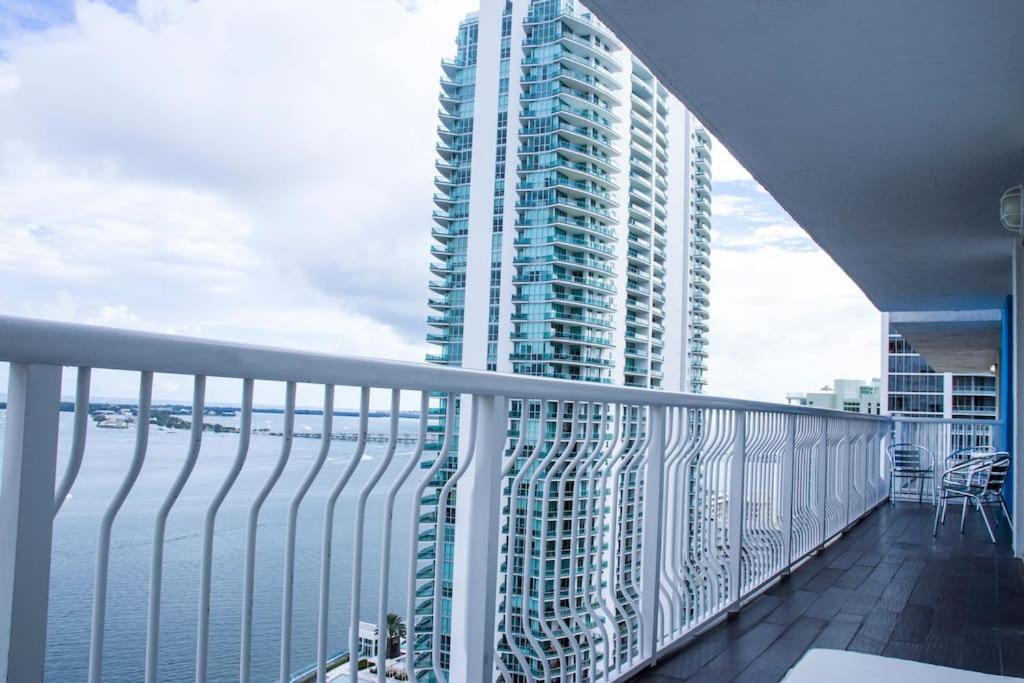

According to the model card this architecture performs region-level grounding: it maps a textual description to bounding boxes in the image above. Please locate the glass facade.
[422,3,712,680]
[887,328,998,419]
[419,15,481,679]
[512,0,621,384]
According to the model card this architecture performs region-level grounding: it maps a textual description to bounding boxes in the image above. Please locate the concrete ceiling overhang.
[586,0,1024,312]
[891,310,1002,374]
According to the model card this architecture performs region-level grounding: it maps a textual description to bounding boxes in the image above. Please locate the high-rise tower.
[419,2,712,679]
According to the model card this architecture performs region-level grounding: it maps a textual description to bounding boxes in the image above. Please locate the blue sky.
[0,0,881,406]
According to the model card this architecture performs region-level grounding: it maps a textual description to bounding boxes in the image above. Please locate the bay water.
[0,408,420,682]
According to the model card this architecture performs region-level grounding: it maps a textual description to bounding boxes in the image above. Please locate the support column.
[727,411,746,611]
[0,363,62,682]
[942,372,953,420]
[449,394,506,681]
[1012,240,1023,557]
[639,405,666,659]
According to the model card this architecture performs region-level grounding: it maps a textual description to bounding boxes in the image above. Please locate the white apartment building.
[786,378,882,415]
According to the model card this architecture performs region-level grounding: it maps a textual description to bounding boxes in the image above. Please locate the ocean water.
[0,408,421,682]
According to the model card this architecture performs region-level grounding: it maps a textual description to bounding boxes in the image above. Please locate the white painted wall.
[460,2,503,372]
[880,312,890,415]
[662,100,691,392]
[495,0,529,374]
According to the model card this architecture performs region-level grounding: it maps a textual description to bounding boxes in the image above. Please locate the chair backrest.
[949,453,1012,493]
[979,453,1011,494]
[887,443,932,470]
[945,445,997,473]
[948,445,996,462]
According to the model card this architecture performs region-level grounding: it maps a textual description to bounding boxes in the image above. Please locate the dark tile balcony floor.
[636,502,1024,682]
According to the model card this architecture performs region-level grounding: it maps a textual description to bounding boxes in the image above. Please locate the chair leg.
[977,501,997,544]
[960,497,968,533]
[918,476,924,504]
[933,496,943,536]
[941,498,949,525]
[1000,496,1012,527]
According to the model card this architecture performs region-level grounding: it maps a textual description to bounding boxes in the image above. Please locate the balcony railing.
[0,315,890,683]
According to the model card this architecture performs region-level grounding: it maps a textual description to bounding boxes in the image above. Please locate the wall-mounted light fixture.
[1002,184,1024,233]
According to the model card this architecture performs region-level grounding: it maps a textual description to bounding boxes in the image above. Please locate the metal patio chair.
[943,445,997,485]
[886,443,935,505]
[932,452,1012,543]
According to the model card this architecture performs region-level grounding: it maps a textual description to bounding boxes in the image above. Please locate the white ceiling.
[587,0,1024,312]
[890,310,1002,373]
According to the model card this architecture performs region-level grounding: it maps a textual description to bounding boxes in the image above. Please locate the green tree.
[386,612,406,658]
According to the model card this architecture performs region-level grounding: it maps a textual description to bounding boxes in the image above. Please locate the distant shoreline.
[0,401,421,419]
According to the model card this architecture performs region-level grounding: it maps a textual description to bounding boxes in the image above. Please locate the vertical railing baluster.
[241,381,296,682]
[569,403,605,679]
[545,402,580,675]
[593,404,624,679]
[844,421,853,529]
[659,407,686,643]
[54,366,90,515]
[317,386,369,682]
[527,401,566,680]
[430,395,479,680]
[449,394,507,682]
[781,414,795,572]
[197,378,253,682]
[727,410,746,611]
[376,392,429,681]
[89,371,152,683]
[611,407,648,667]
[817,418,829,549]
[494,397,535,680]
[146,376,205,683]
[278,384,333,683]
[0,362,62,683]
[349,389,401,680]
[404,393,455,683]
[881,424,889,504]
[638,404,666,662]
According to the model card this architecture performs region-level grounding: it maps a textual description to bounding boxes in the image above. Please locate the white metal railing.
[0,315,891,682]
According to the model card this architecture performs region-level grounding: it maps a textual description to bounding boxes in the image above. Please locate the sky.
[0,0,881,407]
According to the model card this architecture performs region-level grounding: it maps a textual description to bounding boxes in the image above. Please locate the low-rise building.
[786,378,881,414]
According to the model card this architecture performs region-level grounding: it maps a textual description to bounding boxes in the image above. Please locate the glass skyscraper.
[420,1,712,679]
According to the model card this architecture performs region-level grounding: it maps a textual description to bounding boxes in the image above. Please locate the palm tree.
[386,613,406,658]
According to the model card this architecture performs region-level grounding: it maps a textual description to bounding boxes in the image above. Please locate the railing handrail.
[0,315,891,421]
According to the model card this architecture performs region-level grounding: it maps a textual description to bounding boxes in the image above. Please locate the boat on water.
[97,417,132,429]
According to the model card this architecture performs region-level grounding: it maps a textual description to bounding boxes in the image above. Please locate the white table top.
[784,649,1024,682]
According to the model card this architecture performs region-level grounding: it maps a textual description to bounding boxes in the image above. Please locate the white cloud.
[706,244,881,402]
[0,0,472,402]
[717,223,814,250]
[708,134,754,183]
[0,0,882,407]
[713,193,775,221]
